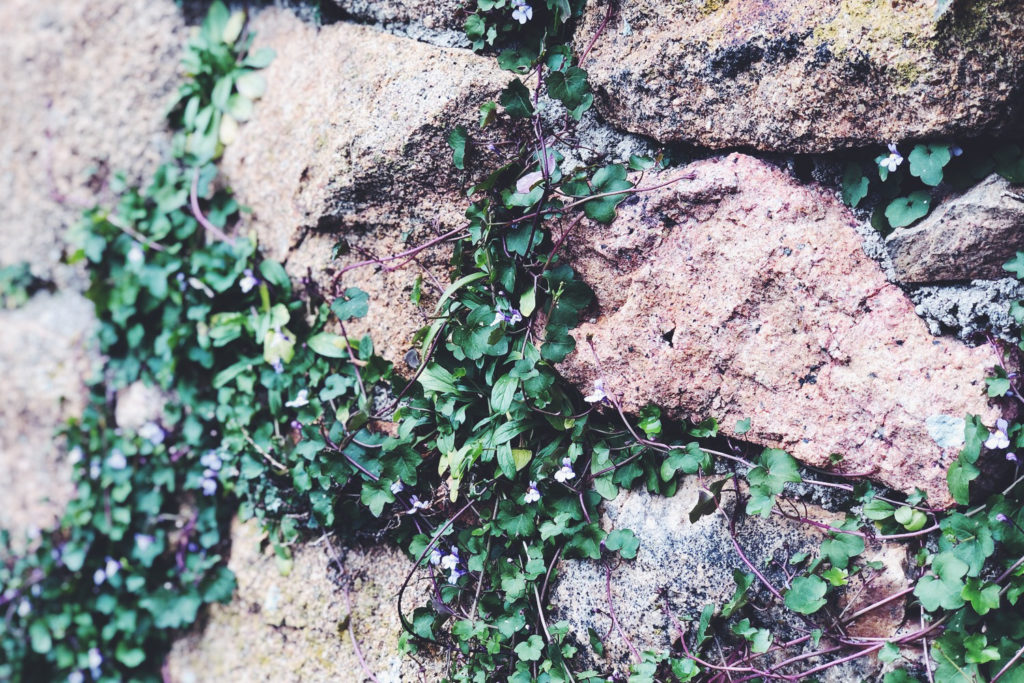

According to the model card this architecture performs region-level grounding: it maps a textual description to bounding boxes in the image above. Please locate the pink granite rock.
[559,153,1001,506]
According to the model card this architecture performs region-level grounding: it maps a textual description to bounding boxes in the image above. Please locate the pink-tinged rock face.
[559,153,1001,506]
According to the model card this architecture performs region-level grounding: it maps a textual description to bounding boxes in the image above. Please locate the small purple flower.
[879,143,903,173]
[429,548,443,566]
[135,534,155,552]
[554,457,575,483]
[92,568,106,586]
[68,671,85,683]
[88,647,103,676]
[410,495,429,510]
[583,379,607,404]
[390,480,405,495]
[511,0,533,23]
[985,418,1010,450]
[201,477,218,496]
[272,359,284,374]
[239,269,260,294]
[440,548,460,572]
[492,307,523,326]
[290,419,302,431]
[951,145,963,157]
[524,481,541,504]
[285,389,309,408]
[176,271,187,291]
[138,421,165,445]
[17,599,31,617]
[200,451,223,471]
[107,449,127,470]
[68,446,84,464]
[448,566,466,584]
[996,513,1010,523]
[89,460,101,479]
[1008,452,1018,462]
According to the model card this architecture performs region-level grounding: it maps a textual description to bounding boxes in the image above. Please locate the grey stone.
[549,481,909,678]
[911,277,1024,342]
[887,175,1024,284]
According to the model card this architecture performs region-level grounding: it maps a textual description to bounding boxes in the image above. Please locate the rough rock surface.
[887,174,1024,283]
[559,154,1000,505]
[911,277,1024,341]
[576,0,1024,152]
[168,519,442,682]
[550,482,909,678]
[222,9,507,364]
[326,0,469,47]
[0,0,187,289]
[0,292,95,539]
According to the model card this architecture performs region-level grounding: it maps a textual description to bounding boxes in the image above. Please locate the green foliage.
[0,262,47,309]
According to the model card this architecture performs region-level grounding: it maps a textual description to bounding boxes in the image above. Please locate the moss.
[698,0,729,17]
[810,0,937,57]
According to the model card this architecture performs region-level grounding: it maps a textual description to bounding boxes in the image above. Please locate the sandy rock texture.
[559,154,1000,506]
[887,174,1024,283]
[167,519,442,682]
[550,482,911,678]
[0,292,95,539]
[0,0,187,288]
[575,0,1024,152]
[222,9,508,364]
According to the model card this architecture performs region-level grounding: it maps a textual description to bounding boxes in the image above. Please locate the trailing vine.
[1,2,1023,682]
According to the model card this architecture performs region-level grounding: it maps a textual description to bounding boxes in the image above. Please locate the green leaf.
[448,126,469,170]
[908,144,952,186]
[748,448,801,495]
[1004,252,1024,279]
[721,570,754,618]
[307,332,350,359]
[116,640,146,668]
[785,575,828,614]
[28,620,52,654]
[885,191,931,228]
[605,529,640,559]
[490,374,519,414]
[820,532,864,569]
[360,479,394,517]
[479,101,497,128]
[243,47,276,69]
[499,79,534,118]
[515,634,544,661]
[734,417,751,434]
[332,287,369,321]
[961,577,1000,615]
[235,72,267,100]
[841,163,870,207]
[946,457,980,505]
[547,66,590,111]
[583,164,632,224]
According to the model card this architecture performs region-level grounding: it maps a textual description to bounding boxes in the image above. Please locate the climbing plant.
[1,1,1023,682]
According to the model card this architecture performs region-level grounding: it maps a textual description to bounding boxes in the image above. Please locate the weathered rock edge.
[559,153,1001,506]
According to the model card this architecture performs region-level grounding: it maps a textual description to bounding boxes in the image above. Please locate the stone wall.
[2,0,1022,680]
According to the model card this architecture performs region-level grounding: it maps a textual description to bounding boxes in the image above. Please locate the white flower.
[511,1,533,23]
[390,480,405,495]
[135,534,154,552]
[104,558,120,579]
[239,268,260,294]
[492,308,523,326]
[89,460,101,479]
[448,567,466,584]
[554,457,575,483]
[440,548,460,572]
[410,495,429,510]
[201,477,218,496]
[88,647,103,671]
[107,449,127,470]
[583,379,607,404]
[93,568,106,585]
[138,421,165,445]
[127,242,144,266]
[879,143,903,173]
[68,671,85,683]
[429,549,443,566]
[68,446,84,464]
[285,389,309,408]
[17,599,31,617]
[985,418,1011,450]
[524,481,541,504]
